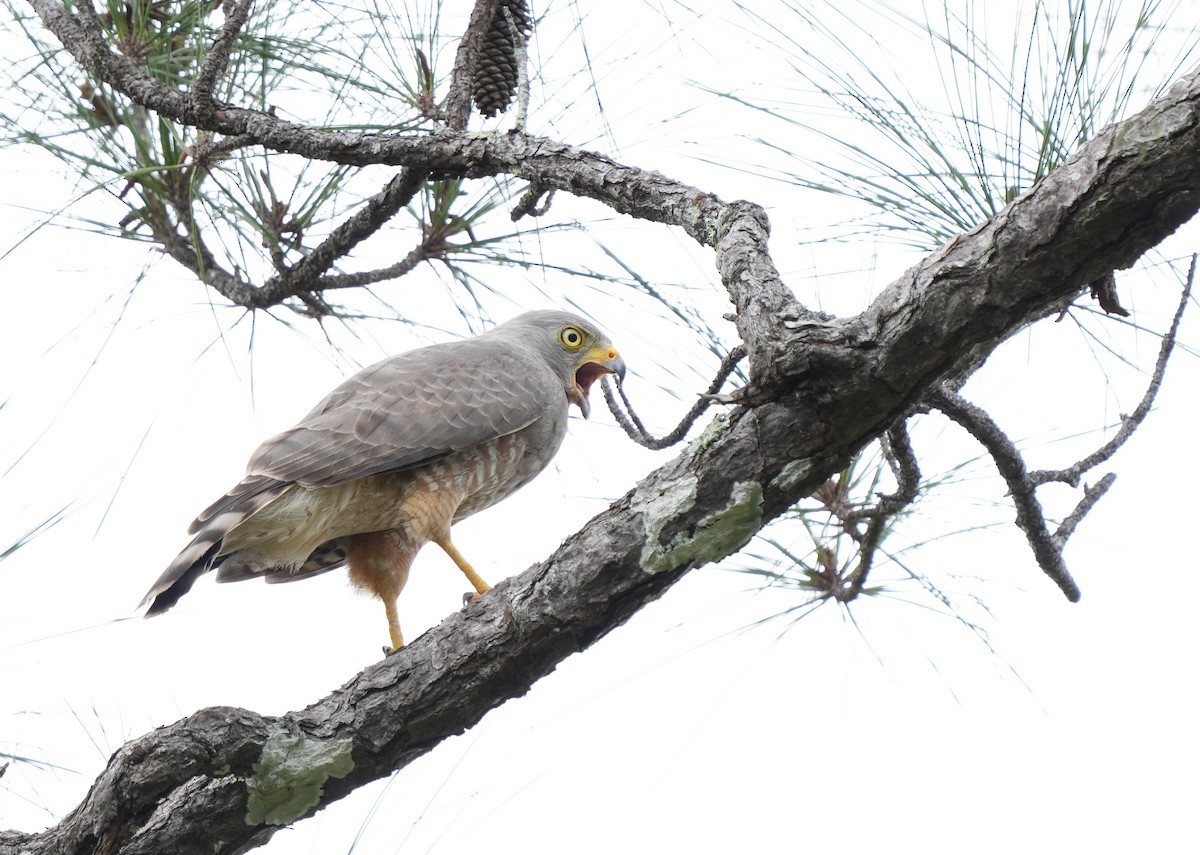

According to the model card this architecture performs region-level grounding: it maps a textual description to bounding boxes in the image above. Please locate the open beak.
[572,347,626,419]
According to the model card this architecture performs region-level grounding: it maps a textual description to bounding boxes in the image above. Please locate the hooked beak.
[572,348,626,419]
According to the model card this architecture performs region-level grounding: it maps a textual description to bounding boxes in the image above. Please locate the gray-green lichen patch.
[634,478,763,575]
[631,475,698,574]
[245,731,354,827]
[691,410,730,455]
[771,458,814,492]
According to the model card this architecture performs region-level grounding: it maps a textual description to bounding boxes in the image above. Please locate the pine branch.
[191,0,253,112]
[1030,259,1194,487]
[8,6,1200,853]
[931,386,1082,601]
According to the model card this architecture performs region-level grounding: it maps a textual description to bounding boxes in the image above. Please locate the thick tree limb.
[9,5,1200,854]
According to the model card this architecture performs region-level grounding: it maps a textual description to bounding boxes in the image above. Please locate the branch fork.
[930,259,1193,600]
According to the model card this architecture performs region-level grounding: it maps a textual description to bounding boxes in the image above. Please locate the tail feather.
[141,538,225,616]
[143,476,289,616]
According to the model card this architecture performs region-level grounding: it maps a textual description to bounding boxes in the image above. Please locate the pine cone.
[473,0,533,118]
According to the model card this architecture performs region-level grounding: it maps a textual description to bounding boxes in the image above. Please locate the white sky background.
[2,1,1199,852]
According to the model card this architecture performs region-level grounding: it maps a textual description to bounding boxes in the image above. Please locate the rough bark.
[7,3,1200,853]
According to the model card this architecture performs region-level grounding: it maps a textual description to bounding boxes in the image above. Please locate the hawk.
[141,310,625,652]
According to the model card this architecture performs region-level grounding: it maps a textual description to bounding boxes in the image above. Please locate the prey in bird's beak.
[571,346,626,419]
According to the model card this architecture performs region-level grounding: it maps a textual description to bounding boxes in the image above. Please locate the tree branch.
[27,0,727,237]
[241,169,429,310]
[602,344,746,449]
[147,167,432,313]
[927,262,1193,599]
[299,227,459,292]
[156,215,258,306]
[10,4,1200,852]
[191,0,254,113]
[844,421,922,599]
[1053,472,1117,549]
[930,386,1083,601]
[1029,258,1195,487]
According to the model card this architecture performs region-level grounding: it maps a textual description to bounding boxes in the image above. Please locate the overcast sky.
[3,2,1199,852]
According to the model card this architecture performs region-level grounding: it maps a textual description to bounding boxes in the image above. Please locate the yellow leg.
[435,537,492,595]
[383,596,405,653]
[345,530,413,655]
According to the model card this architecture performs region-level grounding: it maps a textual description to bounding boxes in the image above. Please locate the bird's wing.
[250,336,561,486]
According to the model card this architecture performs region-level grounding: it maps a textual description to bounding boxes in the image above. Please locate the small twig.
[511,184,554,220]
[295,291,334,318]
[926,258,1195,602]
[932,387,1082,602]
[301,232,449,292]
[414,48,439,118]
[1089,271,1131,317]
[1053,472,1116,549]
[880,421,921,508]
[845,421,922,599]
[505,3,531,131]
[192,0,254,112]
[158,226,258,306]
[155,169,428,311]
[602,345,746,449]
[185,132,254,171]
[265,168,426,292]
[1030,256,1195,487]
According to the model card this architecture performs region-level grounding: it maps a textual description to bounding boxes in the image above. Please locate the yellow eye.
[559,325,585,349]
